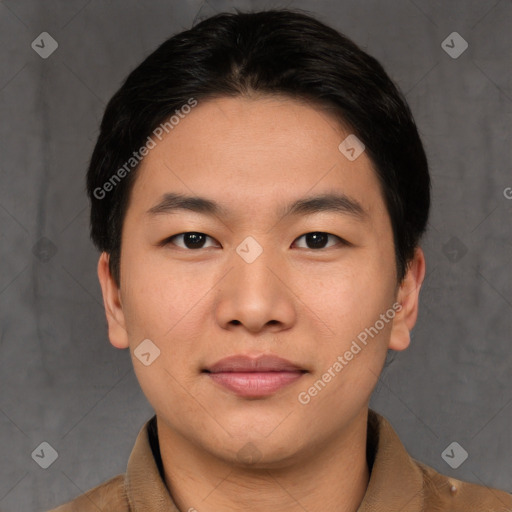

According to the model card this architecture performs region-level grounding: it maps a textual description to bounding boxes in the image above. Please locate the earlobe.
[388,247,426,352]
[97,252,130,349]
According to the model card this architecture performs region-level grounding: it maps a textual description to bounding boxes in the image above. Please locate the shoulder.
[367,410,512,511]
[47,474,129,512]
[416,460,512,511]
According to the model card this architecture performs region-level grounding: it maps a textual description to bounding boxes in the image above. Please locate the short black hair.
[86,8,430,287]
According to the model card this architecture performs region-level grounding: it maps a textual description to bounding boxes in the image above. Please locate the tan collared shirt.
[48,409,512,511]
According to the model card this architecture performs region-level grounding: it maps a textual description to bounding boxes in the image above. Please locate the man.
[50,8,512,512]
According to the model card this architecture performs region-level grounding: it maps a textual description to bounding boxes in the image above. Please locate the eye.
[162,232,220,250]
[292,232,346,250]
[161,231,347,251]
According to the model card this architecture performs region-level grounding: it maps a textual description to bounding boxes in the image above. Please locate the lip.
[205,354,305,373]
[203,354,307,398]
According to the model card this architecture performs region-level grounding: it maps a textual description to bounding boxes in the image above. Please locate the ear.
[388,247,426,352]
[97,252,129,349]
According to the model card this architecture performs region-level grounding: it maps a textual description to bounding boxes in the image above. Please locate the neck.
[157,408,371,512]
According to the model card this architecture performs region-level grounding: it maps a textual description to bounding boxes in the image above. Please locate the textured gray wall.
[0,1,510,510]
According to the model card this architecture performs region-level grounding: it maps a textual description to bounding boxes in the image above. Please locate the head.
[89,9,429,465]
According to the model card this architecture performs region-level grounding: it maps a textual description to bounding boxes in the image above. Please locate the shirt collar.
[359,410,425,511]
[124,409,425,511]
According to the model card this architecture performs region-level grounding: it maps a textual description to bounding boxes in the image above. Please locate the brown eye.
[292,232,344,249]
[164,232,219,250]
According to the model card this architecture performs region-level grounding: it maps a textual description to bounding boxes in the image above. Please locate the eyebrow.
[146,192,368,222]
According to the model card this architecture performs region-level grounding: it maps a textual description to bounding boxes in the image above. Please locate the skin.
[97,94,426,512]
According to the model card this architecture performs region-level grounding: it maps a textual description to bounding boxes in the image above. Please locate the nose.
[214,239,297,334]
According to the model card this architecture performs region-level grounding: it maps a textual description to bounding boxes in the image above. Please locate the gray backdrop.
[0,1,511,510]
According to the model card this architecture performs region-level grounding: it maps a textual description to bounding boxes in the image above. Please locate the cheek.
[121,262,204,408]
[119,245,216,361]
[314,257,392,318]
[120,239,180,320]
[305,253,396,367]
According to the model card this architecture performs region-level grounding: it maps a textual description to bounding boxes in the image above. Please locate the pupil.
[185,232,205,249]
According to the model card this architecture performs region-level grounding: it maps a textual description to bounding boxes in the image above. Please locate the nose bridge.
[215,233,295,331]
[232,234,276,294]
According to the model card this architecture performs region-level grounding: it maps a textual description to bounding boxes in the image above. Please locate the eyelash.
[160,231,349,251]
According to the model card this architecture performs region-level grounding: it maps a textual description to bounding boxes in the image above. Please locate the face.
[98,95,424,467]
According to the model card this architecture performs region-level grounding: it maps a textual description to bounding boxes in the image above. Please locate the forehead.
[127,95,387,224]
